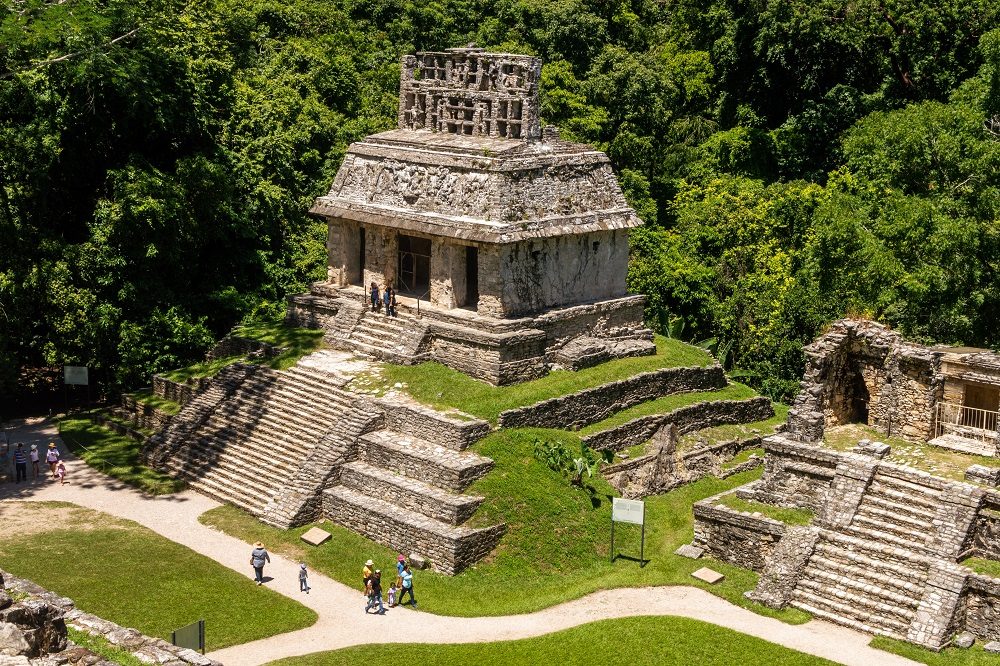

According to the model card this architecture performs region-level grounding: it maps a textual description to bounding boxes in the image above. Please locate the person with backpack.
[365,570,385,614]
[250,542,271,585]
[398,564,416,607]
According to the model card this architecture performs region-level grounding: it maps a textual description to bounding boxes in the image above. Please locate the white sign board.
[612,497,645,525]
[64,366,89,386]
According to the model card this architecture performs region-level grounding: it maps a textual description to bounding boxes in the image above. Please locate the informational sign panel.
[612,497,645,525]
[64,366,89,386]
[172,619,205,654]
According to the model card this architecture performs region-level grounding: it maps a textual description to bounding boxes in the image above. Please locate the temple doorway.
[463,246,479,309]
[398,235,431,296]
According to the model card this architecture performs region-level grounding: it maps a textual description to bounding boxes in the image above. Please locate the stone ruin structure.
[691,319,1000,650]
[786,318,1000,455]
[287,46,654,385]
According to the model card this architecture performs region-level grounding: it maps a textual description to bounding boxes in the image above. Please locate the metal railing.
[935,401,999,444]
[414,287,430,318]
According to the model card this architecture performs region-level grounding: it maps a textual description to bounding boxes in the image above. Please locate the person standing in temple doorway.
[370,281,380,312]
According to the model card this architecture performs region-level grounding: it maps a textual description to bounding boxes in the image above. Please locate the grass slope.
[201,432,807,622]
[0,502,316,650]
[374,336,714,423]
[266,616,838,666]
[57,417,183,495]
[872,637,998,666]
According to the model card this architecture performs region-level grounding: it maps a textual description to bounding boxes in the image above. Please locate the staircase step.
[799,565,921,609]
[850,514,933,544]
[853,502,935,532]
[360,431,493,492]
[340,461,483,526]
[841,524,929,552]
[870,477,941,509]
[790,590,909,639]
[820,530,929,567]
[809,547,927,590]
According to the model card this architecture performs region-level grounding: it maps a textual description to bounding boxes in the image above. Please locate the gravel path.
[0,417,919,666]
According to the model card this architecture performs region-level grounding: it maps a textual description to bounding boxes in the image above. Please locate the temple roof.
[309,49,642,243]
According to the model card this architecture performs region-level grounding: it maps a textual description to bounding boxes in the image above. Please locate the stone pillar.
[363,227,397,291]
[430,239,456,309]
[326,218,347,287]
[476,244,506,317]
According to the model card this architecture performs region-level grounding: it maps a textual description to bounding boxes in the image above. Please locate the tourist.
[386,582,397,607]
[387,286,397,317]
[370,282,380,312]
[299,563,309,593]
[46,442,59,479]
[364,570,385,614]
[362,558,374,593]
[29,444,40,479]
[13,443,27,483]
[55,459,66,485]
[398,564,416,606]
[393,554,406,606]
[250,542,271,585]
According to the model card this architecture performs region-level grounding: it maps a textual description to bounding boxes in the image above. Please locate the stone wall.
[119,394,174,431]
[151,375,212,407]
[964,574,1000,641]
[206,335,284,361]
[785,319,940,444]
[1,569,219,666]
[582,396,773,452]
[378,396,490,451]
[322,490,505,575]
[751,435,839,512]
[498,365,726,429]
[692,491,787,572]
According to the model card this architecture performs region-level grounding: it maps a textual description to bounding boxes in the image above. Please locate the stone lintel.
[310,198,641,243]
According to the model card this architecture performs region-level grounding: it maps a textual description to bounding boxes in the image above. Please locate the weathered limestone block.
[967,465,1000,487]
[692,494,786,572]
[746,526,820,609]
[853,439,890,459]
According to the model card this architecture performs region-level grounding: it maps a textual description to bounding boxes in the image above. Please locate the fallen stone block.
[408,553,430,570]
[854,439,890,459]
[965,465,1000,487]
[985,641,1000,654]
[674,544,704,560]
[691,567,724,584]
[300,527,332,546]
[953,632,975,649]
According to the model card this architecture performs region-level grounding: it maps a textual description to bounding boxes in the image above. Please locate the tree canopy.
[2,0,999,404]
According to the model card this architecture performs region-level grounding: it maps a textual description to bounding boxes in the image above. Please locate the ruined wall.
[786,319,940,444]
[497,230,628,317]
[964,574,1000,641]
[752,435,839,512]
[497,365,726,430]
[692,496,787,572]
[363,225,397,290]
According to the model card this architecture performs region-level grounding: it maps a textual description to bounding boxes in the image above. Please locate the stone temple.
[288,46,654,385]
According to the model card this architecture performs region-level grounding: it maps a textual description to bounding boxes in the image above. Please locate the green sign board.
[172,619,205,654]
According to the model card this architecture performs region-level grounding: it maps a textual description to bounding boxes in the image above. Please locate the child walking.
[299,563,309,593]
[55,459,67,485]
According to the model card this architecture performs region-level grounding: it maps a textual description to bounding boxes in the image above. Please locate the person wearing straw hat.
[250,542,271,585]
[45,442,59,479]
[362,559,374,593]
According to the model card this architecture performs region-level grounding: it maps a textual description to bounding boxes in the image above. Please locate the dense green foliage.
[266,616,838,666]
[3,0,1000,401]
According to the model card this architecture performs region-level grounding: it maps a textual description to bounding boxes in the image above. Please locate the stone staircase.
[789,470,941,639]
[336,309,430,364]
[152,363,354,519]
[324,428,504,574]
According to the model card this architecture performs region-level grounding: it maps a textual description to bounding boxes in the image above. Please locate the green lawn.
[200,427,808,623]
[57,416,184,495]
[716,494,815,526]
[266,616,837,666]
[369,336,714,423]
[961,557,1000,578]
[131,389,182,416]
[872,637,999,665]
[161,320,325,382]
[0,502,317,650]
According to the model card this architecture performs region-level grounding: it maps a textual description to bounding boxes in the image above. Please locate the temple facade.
[288,47,653,384]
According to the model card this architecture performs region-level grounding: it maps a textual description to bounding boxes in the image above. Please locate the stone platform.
[287,282,653,385]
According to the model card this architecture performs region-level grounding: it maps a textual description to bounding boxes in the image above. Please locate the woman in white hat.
[362,559,374,594]
[29,444,40,479]
[45,442,59,479]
